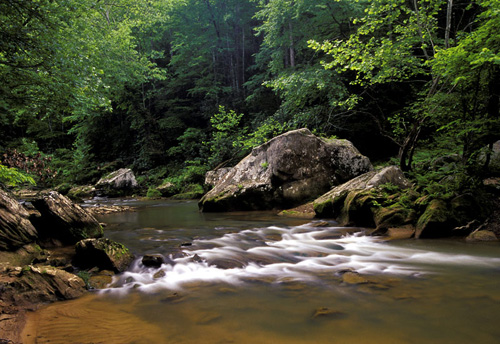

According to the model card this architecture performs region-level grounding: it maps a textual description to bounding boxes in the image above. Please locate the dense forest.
[1,0,499,198]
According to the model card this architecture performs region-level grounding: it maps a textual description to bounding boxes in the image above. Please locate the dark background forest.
[1,0,499,198]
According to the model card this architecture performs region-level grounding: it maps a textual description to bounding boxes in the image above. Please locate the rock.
[373,205,414,231]
[314,165,410,219]
[142,254,164,268]
[312,307,347,319]
[153,270,166,279]
[156,181,177,197]
[85,204,135,216]
[278,202,315,219]
[67,185,97,201]
[0,189,38,251]
[384,225,416,240]
[2,265,86,308]
[341,271,369,285]
[0,244,48,271]
[73,238,134,273]
[466,229,499,242]
[199,129,372,211]
[87,271,114,289]
[95,168,138,197]
[415,199,454,238]
[30,191,103,246]
[205,168,233,187]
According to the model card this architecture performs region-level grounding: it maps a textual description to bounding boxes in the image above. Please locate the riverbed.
[22,200,500,343]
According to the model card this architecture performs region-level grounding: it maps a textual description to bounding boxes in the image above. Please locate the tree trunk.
[445,0,453,48]
[289,22,295,67]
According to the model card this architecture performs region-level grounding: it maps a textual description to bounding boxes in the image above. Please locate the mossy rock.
[67,185,96,201]
[374,205,413,231]
[313,191,348,218]
[73,238,134,273]
[338,189,381,227]
[416,199,455,238]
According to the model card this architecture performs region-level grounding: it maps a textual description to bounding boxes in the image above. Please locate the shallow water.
[23,200,500,344]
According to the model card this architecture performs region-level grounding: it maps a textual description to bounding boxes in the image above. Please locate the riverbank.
[0,192,138,344]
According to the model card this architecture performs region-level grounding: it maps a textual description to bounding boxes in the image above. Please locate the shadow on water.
[23,200,500,344]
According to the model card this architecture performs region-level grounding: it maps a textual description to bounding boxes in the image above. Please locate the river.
[22,200,500,343]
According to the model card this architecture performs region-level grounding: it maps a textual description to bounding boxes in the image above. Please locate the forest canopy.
[1,0,499,195]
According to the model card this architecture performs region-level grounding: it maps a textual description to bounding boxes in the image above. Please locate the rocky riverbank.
[200,129,500,242]
[0,190,135,343]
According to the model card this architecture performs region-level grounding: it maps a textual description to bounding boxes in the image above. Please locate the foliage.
[1,0,497,198]
[146,187,162,199]
[0,164,36,188]
[205,106,248,168]
[2,148,55,185]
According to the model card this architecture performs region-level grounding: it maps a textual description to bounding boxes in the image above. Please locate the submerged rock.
[73,238,134,273]
[312,307,347,319]
[95,168,138,197]
[0,189,38,251]
[200,129,372,211]
[30,191,103,246]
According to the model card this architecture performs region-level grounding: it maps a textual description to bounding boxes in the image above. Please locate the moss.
[416,199,454,238]
[146,187,162,199]
[77,270,91,288]
[313,199,333,217]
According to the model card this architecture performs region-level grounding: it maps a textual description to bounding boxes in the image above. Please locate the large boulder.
[0,189,38,251]
[31,191,103,246]
[95,168,138,197]
[73,238,134,273]
[199,129,373,211]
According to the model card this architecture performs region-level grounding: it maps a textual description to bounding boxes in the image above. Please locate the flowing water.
[23,200,500,344]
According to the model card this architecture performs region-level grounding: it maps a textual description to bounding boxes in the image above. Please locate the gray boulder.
[31,191,103,245]
[0,189,38,251]
[199,129,372,211]
[95,168,138,196]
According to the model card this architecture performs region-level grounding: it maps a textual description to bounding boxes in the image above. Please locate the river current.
[23,200,500,343]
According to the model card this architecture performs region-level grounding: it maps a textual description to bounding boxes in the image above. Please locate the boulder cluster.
[0,190,134,341]
[200,129,498,241]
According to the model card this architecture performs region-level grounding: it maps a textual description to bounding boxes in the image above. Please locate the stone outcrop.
[199,129,373,211]
[95,168,138,196]
[73,238,134,273]
[0,189,38,251]
[31,191,103,245]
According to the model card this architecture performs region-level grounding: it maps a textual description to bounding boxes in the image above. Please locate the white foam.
[101,224,500,293]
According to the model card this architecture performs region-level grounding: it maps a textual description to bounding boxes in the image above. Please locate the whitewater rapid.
[102,221,500,294]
